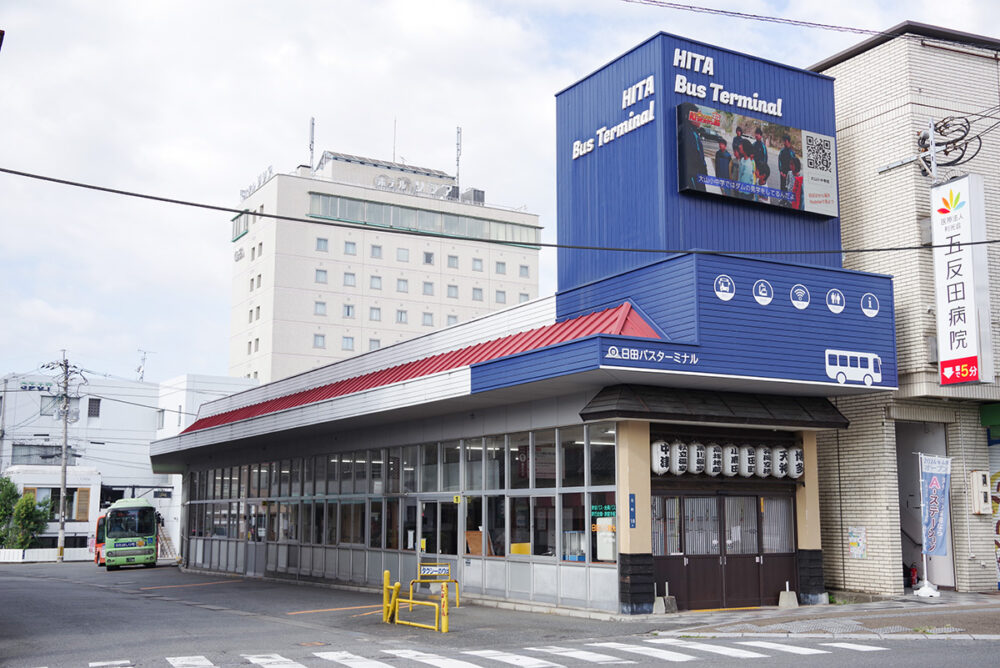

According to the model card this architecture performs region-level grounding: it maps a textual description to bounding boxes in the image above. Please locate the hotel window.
[447,255,459,269]
[343,272,356,287]
[369,306,381,321]
[496,290,507,304]
[249,278,254,292]
[254,338,259,352]
[397,248,409,262]
[495,261,506,275]
[251,246,256,261]
[423,252,434,265]
[248,309,253,324]
[370,275,382,290]
[396,310,408,324]
[422,312,433,327]
[446,315,458,326]
[371,244,383,259]
[343,304,355,318]
[519,264,530,278]
[314,301,326,316]
[344,241,356,256]
[422,281,434,296]
[472,288,483,301]
[256,274,262,288]
[255,306,260,320]
[472,258,483,272]
[396,278,408,293]
[87,398,101,418]
[447,285,458,299]
[316,237,328,252]
[369,339,381,351]
[342,336,354,351]
[519,293,530,303]
[247,341,252,355]
[313,334,326,349]
[315,269,327,284]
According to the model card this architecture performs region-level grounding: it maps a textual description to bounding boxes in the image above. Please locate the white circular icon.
[861,293,880,318]
[714,275,735,301]
[790,284,810,310]
[753,280,773,306]
[826,289,845,314]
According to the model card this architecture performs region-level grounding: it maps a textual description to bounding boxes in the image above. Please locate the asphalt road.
[2,561,999,668]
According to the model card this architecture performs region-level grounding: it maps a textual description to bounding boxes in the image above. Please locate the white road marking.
[463,649,565,668]
[820,642,888,652]
[645,638,769,658]
[588,642,695,662]
[738,641,830,655]
[523,647,635,665]
[243,654,308,667]
[166,658,216,668]
[89,662,132,667]
[315,651,396,668]
[383,649,482,668]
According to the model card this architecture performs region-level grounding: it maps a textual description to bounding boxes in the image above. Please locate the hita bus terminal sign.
[931,174,994,385]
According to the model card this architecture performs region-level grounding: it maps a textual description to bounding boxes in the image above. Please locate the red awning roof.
[183,302,660,434]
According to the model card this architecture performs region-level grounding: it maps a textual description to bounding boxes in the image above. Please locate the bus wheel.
[107,565,119,571]
[143,562,156,568]
[836,372,847,384]
[864,374,873,386]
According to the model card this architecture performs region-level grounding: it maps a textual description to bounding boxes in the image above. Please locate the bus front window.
[107,508,157,539]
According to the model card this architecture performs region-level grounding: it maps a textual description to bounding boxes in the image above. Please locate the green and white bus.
[104,498,158,570]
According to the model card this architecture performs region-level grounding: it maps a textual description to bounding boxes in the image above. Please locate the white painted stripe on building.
[462,649,564,668]
[166,658,216,667]
[88,662,132,667]
[523,647,634,665]
[314,651,396,668]
[242,654,308,667]
[819,642,888,652]
[738,641,829,655]
[382,649,482,668]
[587,642,695,662]
[645,638,768,658]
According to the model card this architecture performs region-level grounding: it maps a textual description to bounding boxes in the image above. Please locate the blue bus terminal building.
[152,33,897,613]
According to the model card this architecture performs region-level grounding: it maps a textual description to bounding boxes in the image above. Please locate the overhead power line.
[621,0,881,35]
[3,164,1000,257]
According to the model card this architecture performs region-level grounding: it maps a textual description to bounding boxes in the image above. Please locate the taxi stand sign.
[931,174,994,385]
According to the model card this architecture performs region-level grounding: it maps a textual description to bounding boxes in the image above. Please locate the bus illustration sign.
[825,349,882,387]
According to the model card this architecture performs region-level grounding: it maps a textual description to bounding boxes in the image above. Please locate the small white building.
[230,152,542,384]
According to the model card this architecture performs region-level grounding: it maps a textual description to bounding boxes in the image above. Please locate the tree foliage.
[0,477,52,549]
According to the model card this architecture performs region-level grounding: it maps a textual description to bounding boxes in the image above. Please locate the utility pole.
[41,352,80,563]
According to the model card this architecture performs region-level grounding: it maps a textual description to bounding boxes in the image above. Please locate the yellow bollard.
[440,582,449,633]
[382,570,391,623]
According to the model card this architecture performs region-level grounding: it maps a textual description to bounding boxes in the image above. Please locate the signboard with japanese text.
[931,175,994,385]
[920,454,952,557]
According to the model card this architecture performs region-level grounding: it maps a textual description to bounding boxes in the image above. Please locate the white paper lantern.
[669,440,688,475]
[706,443,723,476]
[651,440,670,475]
[772,447,788,479]
[689,441,706,474]
[738,444,756,477]
[723,444,739,477]
[789,447,805,479]
[755,446,772,478]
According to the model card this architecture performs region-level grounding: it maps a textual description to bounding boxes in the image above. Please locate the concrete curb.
[658,630,1000,640]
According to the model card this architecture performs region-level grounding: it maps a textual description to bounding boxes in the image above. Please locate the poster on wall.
[848,526,867,559]
[990,445,1000,589]
[677,103,838,216]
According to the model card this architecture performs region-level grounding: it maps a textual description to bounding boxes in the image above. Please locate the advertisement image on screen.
[677,103,838,217]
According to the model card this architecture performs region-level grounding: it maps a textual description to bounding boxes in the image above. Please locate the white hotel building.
[230,153,542,384]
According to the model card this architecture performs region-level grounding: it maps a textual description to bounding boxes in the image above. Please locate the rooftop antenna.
[309,117,315,170]
[456,126,463,191]
[136,349,155,382]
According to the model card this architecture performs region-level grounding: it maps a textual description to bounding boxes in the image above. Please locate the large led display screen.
[677,102,838,216]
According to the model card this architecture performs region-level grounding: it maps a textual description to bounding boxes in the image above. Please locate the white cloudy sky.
[0,0,994,383]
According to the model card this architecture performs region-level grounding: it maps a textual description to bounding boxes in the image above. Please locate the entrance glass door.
[723,496,761,607]
[683,497,723,609]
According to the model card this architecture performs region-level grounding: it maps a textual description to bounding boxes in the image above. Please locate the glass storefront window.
[590,491,617,563]
[326,455,339,495]
[325,501,338,545]
[532,496,556,556]
[561,493,586,561]
[402,446,418,493]
[421,443,438,492]
[421,501,438,553]
[486,496,505,556]
[387,448,401,494]
[651,496,680,556]
[370,449,384,495]
[485,436,505,489]
[239,465,249,499]
[440,501,458,555]
[385,499,400,550]
[353,452,368,495]
[290,458,302,497]
[303,457,314,497]
[510,497,530,554]
[340,501,365,544]
[301,502,315,544]
[314,455,327,496]
[509,432,530,489]
[464,496,484,555]
[442,441,461,491]
[560,426,585,488]
[684,497,719,555]
[267,502,277,542]
[465,438,483,491]
[402,498,418,550]
[369,500,383,549]
[340,455,354,495]
[588,423,616,486]
[534,430,556,489]
[762,496,794,553]
[279,460,291,497]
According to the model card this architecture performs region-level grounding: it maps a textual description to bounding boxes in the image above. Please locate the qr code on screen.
[806,135,832,172]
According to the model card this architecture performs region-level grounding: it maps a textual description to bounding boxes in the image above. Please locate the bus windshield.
[106,507,157,539]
